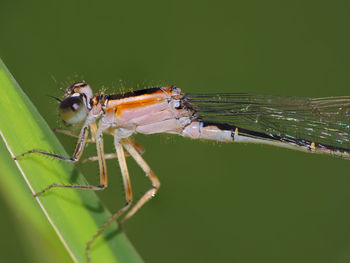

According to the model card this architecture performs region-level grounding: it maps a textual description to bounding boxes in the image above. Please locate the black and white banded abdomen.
[180,121,350,159]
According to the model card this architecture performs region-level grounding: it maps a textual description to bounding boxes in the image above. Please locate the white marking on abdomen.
[181,121,233,142]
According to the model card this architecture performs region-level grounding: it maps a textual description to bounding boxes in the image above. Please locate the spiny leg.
[53,124,144,163]
[15,124,108,196]
[53,126,146,163]
[86,135,133,263]
[120,137,160,224]
[14,125,89,162]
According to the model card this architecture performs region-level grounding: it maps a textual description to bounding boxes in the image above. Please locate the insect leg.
[86,134,133,263]
[52,122,98,143]
[82,153,120,163]
[14,124,89,162]
[120,137,160,224]
[31,125,108,197]
[52,128,95,143]
[82,138,145,163]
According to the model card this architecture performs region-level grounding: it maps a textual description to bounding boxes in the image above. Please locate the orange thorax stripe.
[104,87,172,116]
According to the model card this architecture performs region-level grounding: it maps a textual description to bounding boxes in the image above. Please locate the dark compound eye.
[59,96,83,111]
[59,96,88,124]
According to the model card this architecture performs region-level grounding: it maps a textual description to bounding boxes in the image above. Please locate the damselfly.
[14,82,350,262]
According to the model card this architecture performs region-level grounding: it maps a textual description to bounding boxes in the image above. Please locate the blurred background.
[1,0,350,262]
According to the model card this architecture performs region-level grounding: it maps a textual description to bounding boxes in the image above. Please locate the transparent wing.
[183,93,350,149]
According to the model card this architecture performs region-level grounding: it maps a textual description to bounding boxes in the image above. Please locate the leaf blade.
[0,58,143,263]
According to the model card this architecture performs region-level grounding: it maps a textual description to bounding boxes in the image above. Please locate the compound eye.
[59,96,87,124]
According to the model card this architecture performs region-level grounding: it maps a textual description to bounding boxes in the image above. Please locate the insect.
[14,82,350,262]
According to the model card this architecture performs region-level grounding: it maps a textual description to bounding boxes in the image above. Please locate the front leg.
[53,126,146,163]
[14,123,107,196]
[15,125,89,162]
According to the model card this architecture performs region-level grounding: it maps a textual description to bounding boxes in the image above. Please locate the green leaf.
[0,58,143,263]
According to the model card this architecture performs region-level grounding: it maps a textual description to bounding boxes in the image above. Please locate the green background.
[1,1,350,262]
